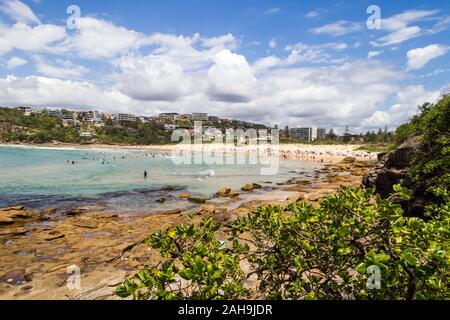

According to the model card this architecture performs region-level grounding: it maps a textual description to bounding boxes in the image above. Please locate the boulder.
[156,197,166,203]
[188,196,211,204]
[216,188,231,197]
[179,192,191,199]
[229,191,240,198]
[241,184,254,192]
[252,183,262,190]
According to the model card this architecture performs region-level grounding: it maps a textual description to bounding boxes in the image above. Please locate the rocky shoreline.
[0,157,377,300]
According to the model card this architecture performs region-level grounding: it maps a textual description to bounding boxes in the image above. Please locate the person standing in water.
[144,170,148,179]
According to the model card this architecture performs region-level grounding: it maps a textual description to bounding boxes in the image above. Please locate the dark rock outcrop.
[363,138,422,198]
[363,137,437,218]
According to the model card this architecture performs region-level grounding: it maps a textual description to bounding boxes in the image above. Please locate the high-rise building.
[317,128,327,140]
[289,128,314,142]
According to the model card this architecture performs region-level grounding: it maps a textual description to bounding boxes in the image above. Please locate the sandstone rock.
[308,194,323,202]
[179,192,191,199]
[90,212,119,220]
[161,209,182,215]
[341,157,356,164]
[197,204,216,214]
[71,219,99,229]
[234,208,251,218]
[188,196,211,204]
[44,208,58,215]
[0,206,25,212]
[0,217,14,225]
[251,183,262,189]
[229,191,240,198]
[241,184,254,192]
[216,187,231,197]
[0,269,32,285]
[0,227,27,236]
[64,209,87,216]
[41,230,65,241]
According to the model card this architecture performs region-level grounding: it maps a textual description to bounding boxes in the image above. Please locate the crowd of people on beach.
[174,144,377,163]
[65,150,171,166]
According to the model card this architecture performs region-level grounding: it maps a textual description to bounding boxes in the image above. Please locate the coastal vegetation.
[116,96,450,300]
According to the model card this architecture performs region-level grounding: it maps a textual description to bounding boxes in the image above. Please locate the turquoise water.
[0,145,318,211]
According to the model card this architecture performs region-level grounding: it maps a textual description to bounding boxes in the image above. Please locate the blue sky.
[0,0,449,132]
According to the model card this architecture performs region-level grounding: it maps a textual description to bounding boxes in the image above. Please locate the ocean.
[0,145,320,213]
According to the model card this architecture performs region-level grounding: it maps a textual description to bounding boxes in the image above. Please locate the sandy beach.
[1,142,378,163]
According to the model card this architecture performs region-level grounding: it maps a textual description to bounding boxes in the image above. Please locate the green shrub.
[116,187,449,300]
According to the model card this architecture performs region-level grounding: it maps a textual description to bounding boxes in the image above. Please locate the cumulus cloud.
[35,59,90,79]
[362,85,441,129]
[53,17,149,59]
[114,55,193,102]
[407,44,447,70]
[5,56,27,69]
[207,50,256,103]
[0,22,66,55]
[0,0,40,24]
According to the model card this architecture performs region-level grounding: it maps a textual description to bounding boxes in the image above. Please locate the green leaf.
[374,253,391,263]
[180,268,193,280]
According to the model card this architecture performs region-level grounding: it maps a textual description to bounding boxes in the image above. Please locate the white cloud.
[54,17,149,59]
[305,11,319,18]
[5,56,26,69]
[371,10,439,47]
[407,44,447,70]
[35,59,89,79]
[114,55,193,102]
[207,49,256,103]
[310,20,363,36]
[0,0,40,24]
[368,50,383,59]
[268,39,277,49]
[362,85,441,128]
[264,8,280,16]
[0,22,66,55]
